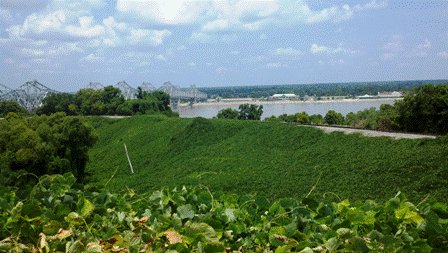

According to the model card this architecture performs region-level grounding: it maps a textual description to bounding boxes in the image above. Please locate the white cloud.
[118,0,383,34]
[310,44,357,54]
[353,0,388,11]
[215,66,227,74]
[156,54,167,61]
[420,39,431,49]
[0,8,13,24]
[266,62,287,68]
[190,31,237,44]
[438,51,448,59]
[383,35,403,52]
[275,47,302,56]
[128,29,172,46]
[65,16,105,38]
[411,39,431,57]
[7,10,66,38]
[202,19,230,32]
[116,0,209,25]
[203,0,279,31]
[0,0,50,10]
[21,42,82,58]
[80,53,103,62]
[382,52,395,60]
[283,0,386,24]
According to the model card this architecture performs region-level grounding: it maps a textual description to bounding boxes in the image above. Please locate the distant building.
[377,91,403,98]
[270,94,298,100]
[357,94,375,99]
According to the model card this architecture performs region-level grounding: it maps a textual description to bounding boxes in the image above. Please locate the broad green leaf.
[77,196,95,218]
[177,204,195,219]
[325,237,342,253]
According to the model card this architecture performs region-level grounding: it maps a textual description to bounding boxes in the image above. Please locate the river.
[175,99,399,119]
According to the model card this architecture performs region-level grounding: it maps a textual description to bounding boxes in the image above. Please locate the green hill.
[86,115,448,202]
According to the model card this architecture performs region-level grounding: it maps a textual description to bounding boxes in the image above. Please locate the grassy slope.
[86,115,448,202]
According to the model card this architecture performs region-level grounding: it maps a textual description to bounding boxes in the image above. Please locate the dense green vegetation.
[86,116,448,203]
[37,86,175,116]
[0,101,27,117]
[1,173,447,252]
[2,82,448,252]
[199,80,448,98]
[0,113,96,193]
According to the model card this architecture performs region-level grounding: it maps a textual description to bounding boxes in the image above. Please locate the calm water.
[176,99,398,119]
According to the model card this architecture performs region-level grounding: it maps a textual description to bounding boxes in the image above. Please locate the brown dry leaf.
[139,216,149,223]
[56,228,72,240]
[165,230,182,244]
[38,233,49,251]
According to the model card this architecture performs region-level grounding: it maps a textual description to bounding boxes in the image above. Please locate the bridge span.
[0,80,207,111]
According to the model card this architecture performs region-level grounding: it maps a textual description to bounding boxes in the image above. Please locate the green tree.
[309,114,325,125]
[0,113,97,187]
[37,93,78,115]
[397,84,448,134]
[324,110,345,125]
[295,112,310,124]
[0,101,27,117]
[151,91,171,111]
[217,108,239,119]
[377,104,400,131]
[238,104,263,120]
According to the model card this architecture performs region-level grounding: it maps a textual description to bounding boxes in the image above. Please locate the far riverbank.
[186,97,401,107]
[175,98,401,119]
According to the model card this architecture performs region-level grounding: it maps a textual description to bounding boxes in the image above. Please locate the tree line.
[200,80,448,98]
[217,84,448,135]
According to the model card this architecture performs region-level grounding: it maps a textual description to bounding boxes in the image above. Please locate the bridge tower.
[115,81,137,100]
[86,82,104,90]
[0,80,58,111]
[140,82,156,93]
[0,83,11,97]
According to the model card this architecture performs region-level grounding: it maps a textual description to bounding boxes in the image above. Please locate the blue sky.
[0,0,447,91]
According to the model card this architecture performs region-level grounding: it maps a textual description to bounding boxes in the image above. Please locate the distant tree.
[0,101,27,117]
[376,104,400,131]
[264,115,282,122]
[151,91,171,111]
[75,89,105,115]
[324,110,345,125]
[136,87,145,99]
[238,104,263,120]
[217,108,239,119]
[278,114,296,122]
[295,112,310,124]
[37,93,77,115]
[309,114,325,125]
[396,84,448,134]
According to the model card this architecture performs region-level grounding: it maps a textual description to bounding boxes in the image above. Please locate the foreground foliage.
[1,173,447,252]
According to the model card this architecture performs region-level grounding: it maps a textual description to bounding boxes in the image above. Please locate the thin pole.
[124,143,134,174]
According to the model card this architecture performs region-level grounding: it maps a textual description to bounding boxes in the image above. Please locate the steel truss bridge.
[0,80,207,111]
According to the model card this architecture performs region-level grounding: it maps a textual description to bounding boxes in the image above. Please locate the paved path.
[309,125,437,139]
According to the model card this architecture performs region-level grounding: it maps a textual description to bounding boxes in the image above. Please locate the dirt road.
[310,125,437,139]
